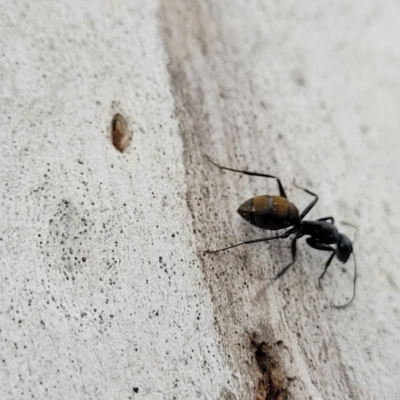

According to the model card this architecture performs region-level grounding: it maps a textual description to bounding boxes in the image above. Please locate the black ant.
[205,156,357,308]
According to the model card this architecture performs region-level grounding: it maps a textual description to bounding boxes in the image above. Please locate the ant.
[205,156,357,308]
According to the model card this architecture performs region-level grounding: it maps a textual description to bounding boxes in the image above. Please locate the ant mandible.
[205,156,357,308]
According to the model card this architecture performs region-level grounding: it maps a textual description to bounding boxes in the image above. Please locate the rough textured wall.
[161,1,400,399]
[1,0,400,399]
[0,1,234,399]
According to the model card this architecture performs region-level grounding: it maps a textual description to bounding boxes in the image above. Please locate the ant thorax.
[300,220,339,244]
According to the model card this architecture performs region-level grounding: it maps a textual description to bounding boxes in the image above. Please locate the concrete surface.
[1,1,400,399]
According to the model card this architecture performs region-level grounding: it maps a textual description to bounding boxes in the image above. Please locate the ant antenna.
[334,252,357,309]
[340,221,358,243]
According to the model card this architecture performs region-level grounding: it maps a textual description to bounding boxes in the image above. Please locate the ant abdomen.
[238,195,300,230]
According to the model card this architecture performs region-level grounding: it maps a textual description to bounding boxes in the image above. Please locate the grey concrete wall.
[1,1,400,399]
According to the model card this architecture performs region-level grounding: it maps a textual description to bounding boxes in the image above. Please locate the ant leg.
[334,253,357,309]
[306,238,335,288]
[205,228,295,254]
[293,182,319,220]
[317,216,335,224]
[318,252,335,288]
[275,234,301,279]
[206,155,287,198]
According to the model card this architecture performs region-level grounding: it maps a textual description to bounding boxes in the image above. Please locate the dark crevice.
[252,340,287,400]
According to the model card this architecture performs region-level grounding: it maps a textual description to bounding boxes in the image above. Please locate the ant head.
[336,233,353,262]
